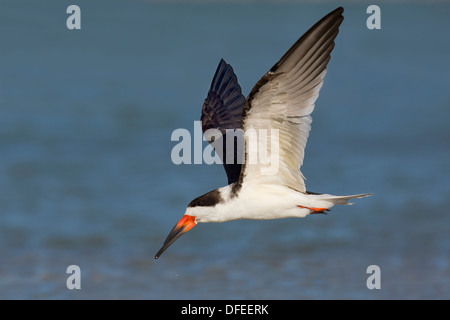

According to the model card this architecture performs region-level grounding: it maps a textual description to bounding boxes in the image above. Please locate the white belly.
[195,183,334,223]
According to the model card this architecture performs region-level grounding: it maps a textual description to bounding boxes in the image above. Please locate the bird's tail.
[321,193,373,205]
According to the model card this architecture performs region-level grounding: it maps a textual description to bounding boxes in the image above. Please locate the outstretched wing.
[201,59,246,184]
[239,7,344,192]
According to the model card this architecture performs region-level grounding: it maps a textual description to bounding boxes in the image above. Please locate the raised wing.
[239,7,344,192]
[201,59,246,184]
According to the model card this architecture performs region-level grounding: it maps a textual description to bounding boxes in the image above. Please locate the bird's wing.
[238,7,344,193]
[201,59,246,184]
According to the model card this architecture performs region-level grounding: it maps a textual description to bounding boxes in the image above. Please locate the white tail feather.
[322,193,373,205]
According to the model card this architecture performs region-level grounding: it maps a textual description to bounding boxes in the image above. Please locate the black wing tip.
[324,7,344,26]
[334,7,344,14]
[303,7,345,34]
[327,7,344,18]
[210,58,236,92]
[217,58,231,73]
[268,6,344,74]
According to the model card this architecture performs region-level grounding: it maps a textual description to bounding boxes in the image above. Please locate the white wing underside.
[242,70,326,193]
[240,9,343,193]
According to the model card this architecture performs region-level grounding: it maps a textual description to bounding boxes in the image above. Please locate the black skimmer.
[155,7,371,259]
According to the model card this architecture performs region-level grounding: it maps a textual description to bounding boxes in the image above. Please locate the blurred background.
[0,0,449,299]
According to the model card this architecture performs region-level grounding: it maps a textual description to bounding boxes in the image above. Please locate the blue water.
[0,1,449,299]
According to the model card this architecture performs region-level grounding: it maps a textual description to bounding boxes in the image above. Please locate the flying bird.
[155,7,371,259]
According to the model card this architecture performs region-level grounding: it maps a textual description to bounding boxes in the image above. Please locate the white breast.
[191,183,328,223]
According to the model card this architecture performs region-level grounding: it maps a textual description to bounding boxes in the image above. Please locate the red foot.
[297,205,330,214]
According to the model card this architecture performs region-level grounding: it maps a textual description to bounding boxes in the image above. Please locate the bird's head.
[154,188,223,259]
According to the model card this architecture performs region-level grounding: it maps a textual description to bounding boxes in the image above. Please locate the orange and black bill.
[155,215,196,259]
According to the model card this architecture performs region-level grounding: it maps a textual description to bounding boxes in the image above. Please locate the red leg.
[298,205,330,214]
